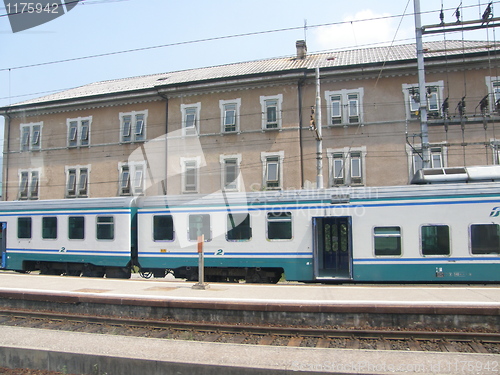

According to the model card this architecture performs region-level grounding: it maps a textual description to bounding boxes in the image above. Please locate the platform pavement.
[0,271,499,308]
[0,323,499,375]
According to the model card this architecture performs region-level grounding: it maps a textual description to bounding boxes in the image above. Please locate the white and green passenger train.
[1,166,500,283]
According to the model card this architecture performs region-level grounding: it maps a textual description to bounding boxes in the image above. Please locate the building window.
[470,224,500,255]
[220,99,241,133]
[20,122,42,151]
[267,212,292,240]
[67,117,91,147]
[261,151,284,190]
[408,144,447,176]
[66,166,89,198]
[421,225,450,256]
[18,169,40,200]
[189,214,211,241]
[374,227,402,256]
[120,110,147,143]
[260,94,283,130]
[68,216,85,240]
[324,89,364,126]
[181,157,200,193]
[220,154,241,191]
[119,162,145,196]
[96,216,114,240]
[153,215,174,241]
[327,147,366,186]
[402,81,444,119]
[485,77,500,113]
[42,217,57,240]
[181,103,201,136]
[227,213,251,241]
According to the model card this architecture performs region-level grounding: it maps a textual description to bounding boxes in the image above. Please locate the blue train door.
[313,217,352,280]
[0,222,6,269]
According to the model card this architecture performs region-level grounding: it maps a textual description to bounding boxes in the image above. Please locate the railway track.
[0,309,499,354]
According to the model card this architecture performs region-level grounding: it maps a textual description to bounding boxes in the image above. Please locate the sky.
[0,0,497,133]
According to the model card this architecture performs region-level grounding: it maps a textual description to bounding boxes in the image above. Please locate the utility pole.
[414,0,431,169]
[315,68,324,189]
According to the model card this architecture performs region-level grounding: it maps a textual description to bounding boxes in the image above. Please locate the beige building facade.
[2,40,500,200]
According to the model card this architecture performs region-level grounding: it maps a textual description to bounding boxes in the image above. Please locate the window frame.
[153,214,175,242]
[20,122,42,152]
[118,162,145,196]
[327,147,366,187]
[181,103,201,136]
[402,81,444,120]
[96,216,114,241]
[324,89,364,126]
[266,211,293,241]
[226,213,252,242]
[65,166,90,198]
[420,224,451,256]
[470,223,500,255]
[188,214,211,242]
[119,110,147,143]
[67,117,92,148]
[219,98,241,134]
[17,217,32,239]
[42,216,58,240]
[373,226,402,256]
[261,151,284,190]
[220,154,242,192]
[407,144,447,178]
[181,157,200,194]
[18,169,40,200]
[260,94,283,130]
[68,216,85,240]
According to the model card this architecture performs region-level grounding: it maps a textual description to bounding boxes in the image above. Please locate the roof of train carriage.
[138,181,500,210]
[0,196,139,212]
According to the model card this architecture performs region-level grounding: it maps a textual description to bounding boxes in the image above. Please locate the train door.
[0,222,6,269]
[313,217,352,280]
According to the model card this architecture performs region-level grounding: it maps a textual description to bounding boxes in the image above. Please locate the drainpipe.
[157,93,169,195]
[2,112,11,201]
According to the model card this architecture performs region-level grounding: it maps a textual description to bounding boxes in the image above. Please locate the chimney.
[296,40,307,59]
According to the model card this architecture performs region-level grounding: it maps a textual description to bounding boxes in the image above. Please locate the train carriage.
[0,197,138,278]
[136,181,500,283]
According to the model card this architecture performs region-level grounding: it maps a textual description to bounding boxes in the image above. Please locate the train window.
[421,225,450,255]
[374,227,401,256]
[189,214,211,241]
[153,215,174,241]
[68,216,85,240]
[96,216,114,240]
[227,213,251,241]
[470,224,500,255]
[42,217,57,239]
[267,212,292,240]
[17,217,32,239]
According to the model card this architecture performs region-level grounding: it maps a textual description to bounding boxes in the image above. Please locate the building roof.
[3,40,495,110]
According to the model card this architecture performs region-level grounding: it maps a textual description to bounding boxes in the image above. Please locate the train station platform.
[0,271,499,309]
[0,271,499,374]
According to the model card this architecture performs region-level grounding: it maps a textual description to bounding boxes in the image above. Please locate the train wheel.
[140,271,153,279]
